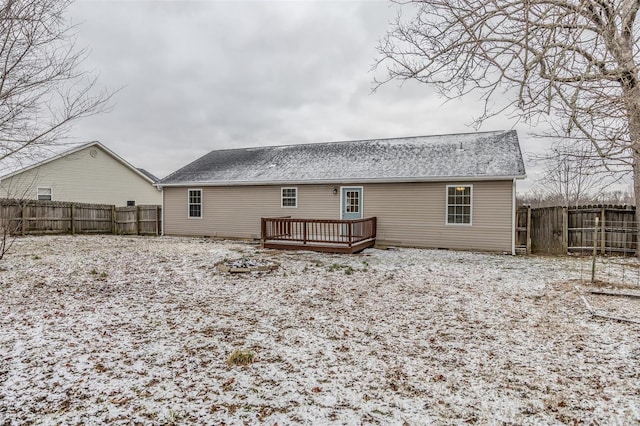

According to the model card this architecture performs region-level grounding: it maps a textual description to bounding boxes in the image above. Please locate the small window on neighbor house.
[37,187,52,201]
[188,189,202,218]
[446,185,472,225]
[127,200,135,207]
[281,187,297,208]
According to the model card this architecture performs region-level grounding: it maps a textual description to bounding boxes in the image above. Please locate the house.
[158,130,526,253]
[0,142,162,206]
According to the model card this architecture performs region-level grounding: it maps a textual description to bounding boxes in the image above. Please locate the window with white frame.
[188,189,202,218]
[446,185,472,224]
[37,187,52,201]
[281,187,297,208]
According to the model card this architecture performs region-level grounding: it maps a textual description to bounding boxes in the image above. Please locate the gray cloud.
[68,0,542,190]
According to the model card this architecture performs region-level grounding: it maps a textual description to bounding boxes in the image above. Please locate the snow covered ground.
[0,235,638,424]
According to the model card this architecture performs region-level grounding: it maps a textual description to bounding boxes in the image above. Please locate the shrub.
[226,349,255,366]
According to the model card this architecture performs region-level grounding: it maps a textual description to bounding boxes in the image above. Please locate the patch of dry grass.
[226,349,256,366]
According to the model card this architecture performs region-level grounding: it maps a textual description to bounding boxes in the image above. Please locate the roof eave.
[158,174,527,188]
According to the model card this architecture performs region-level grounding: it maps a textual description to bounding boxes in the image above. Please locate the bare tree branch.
[0,0,114,167]
[531,139,628,206]
[375,0,640,252]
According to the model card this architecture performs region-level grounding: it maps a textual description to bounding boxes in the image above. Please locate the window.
[281,187,297,208]
[127,200,135,207]
[345,190,360,213]
[188,189,202,218]
[37,187,52,201]
[446,185,472,225]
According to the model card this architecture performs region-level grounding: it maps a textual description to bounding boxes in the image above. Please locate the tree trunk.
[630,107,640,258]
[623,77,640,257]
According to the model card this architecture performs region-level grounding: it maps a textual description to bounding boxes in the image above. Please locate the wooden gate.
[530,206,566,255]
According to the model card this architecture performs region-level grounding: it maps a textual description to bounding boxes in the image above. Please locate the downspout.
[512,178,516,255]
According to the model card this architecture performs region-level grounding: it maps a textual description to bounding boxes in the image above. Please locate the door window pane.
[346,191,360,213]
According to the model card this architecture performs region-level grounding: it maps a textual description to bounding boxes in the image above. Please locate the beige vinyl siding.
[0,146,161,205]
[163,185,339,239]
[163,180,514,252]
[363,181,513,252]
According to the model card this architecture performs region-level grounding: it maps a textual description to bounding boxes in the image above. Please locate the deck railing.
[261,216,377,248]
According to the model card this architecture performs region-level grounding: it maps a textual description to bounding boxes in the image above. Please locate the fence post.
[70,203,75,235]
[111,205,116,235]
[562,207,568,254]
[600,206,606,255]
[635,205,638,257]
[592,216,599,282]
[526,206,531,254]
[21,202,26,236]
[155,206,160,236]
[135,205,140,235]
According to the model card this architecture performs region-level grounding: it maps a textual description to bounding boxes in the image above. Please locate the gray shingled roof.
[137,168,160,183]
[160,130,525,186]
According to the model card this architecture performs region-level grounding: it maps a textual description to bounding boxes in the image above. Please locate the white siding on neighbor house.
[163,180,514,252]
[0,146,161,205]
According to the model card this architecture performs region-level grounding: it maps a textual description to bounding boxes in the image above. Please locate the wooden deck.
[261,217,377,254]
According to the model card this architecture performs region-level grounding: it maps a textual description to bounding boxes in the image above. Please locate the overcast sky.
[68,0,545,190]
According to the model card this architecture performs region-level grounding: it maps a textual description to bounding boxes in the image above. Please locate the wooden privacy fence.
[516,205,637,256]
[0,199,162,236]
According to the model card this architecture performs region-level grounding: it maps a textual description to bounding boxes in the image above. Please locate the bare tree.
[0,0,112,258]
[518,185,634,206]
[375,1,640,242]
[517,187,550,208]
[0,0,112,170]
[536,141,624,206]
[0,198,24,259]
[600,188,635,204]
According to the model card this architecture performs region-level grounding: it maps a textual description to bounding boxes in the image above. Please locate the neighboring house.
[159,130,526,253]
[0,142,162,206]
